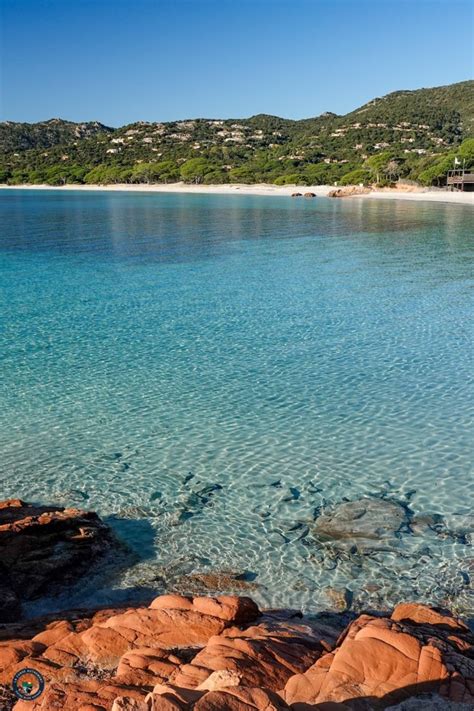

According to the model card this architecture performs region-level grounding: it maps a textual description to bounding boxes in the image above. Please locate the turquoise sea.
[0,189,473,616]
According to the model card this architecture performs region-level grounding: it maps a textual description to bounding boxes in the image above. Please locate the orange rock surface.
[1,595,472,710]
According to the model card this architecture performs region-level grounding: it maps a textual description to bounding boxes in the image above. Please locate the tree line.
[1,138,472,188]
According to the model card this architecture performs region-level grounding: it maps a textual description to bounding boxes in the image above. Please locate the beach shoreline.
[1,498,472,710]
[1,182,472,205]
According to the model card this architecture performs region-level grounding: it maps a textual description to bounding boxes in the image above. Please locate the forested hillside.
[1,80,473,187]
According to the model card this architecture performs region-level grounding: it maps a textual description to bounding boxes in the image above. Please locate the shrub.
[340,169,372,186]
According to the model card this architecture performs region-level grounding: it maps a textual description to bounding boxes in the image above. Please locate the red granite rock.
[42,595,259,670]
[391,602,471,632]
[193,686,290,710]
[115,647,182,687]
[283,606,474,708]
[173,618,325,691]
[149,594,259,625]
[13,680,147,711]
[0,586,471,711]
[0,499,115,621]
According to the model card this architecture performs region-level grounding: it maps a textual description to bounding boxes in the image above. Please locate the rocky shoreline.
[0,499,473,710]
[0,499,118,623]
[1,594,473,709]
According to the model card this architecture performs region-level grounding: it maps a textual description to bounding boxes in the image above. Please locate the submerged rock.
[173,482,223,524]
[312,497,409,547]
[172,570,259,595]
[0,498,116,622]
[323,587,353,612]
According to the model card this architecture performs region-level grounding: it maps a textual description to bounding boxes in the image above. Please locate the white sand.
[1,182,472,205]
[363,189,473,205]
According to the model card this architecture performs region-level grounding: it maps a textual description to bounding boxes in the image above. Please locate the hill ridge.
[1,80,473,187]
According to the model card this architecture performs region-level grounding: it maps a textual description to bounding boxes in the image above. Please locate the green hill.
[0,118,112,153]
[1,80,473,187]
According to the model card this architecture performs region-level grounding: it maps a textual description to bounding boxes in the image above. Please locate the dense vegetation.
[1,81,473,187]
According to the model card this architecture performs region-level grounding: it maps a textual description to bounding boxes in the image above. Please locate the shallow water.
[0,190,472,615]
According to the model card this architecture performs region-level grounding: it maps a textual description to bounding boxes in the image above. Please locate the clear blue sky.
[0,0,472,126]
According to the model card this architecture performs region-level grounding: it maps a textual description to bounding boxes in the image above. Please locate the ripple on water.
[0,192,472,616]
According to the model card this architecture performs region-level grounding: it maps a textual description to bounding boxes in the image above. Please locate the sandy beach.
[1,182,472,205]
